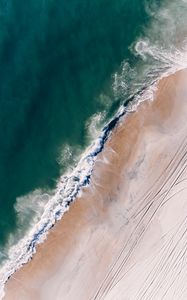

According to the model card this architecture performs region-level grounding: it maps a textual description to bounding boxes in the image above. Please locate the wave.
[0,96,128,299]
[1,0,187,298]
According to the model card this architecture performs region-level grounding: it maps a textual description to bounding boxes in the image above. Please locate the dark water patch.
[0,0,150,246]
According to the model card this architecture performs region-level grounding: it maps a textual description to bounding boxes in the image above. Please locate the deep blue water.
[0,0,151,246]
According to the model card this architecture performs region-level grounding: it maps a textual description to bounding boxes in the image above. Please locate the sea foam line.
[1,44,187,299]
[0,95,127,298]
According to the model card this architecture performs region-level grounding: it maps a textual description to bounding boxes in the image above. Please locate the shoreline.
[3,68,187,299]
[0,54,171,296]
[0,45,186,295]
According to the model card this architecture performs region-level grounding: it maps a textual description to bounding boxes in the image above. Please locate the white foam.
[0,122,112,297]
[86,112,105,140]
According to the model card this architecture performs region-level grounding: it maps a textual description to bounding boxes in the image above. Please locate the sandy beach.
[3,68,187,299]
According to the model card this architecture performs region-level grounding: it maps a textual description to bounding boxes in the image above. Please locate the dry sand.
[3,69,187,299]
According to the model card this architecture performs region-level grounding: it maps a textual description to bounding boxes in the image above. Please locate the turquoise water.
[0,0,150,246]
[1,0,187,288]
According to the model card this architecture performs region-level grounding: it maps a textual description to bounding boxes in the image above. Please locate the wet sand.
[4,69,187,299]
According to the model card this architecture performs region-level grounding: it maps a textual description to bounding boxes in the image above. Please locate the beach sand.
[4,69,187,299]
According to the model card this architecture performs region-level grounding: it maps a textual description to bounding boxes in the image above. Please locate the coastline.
[4,68,187,299]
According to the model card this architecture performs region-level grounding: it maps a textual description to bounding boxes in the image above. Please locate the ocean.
[1,0,187,295]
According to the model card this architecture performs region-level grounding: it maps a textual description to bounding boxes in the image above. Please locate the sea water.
[0,0,187,296]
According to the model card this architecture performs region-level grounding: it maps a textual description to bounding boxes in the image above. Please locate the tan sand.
[3,69,187,299]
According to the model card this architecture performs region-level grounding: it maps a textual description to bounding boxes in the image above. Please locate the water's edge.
[0,62,187,299]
